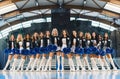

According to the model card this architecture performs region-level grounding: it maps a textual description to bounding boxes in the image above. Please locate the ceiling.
[0,0,120,31]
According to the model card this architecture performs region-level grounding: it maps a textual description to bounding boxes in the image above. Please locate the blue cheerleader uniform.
[75,37,85,55]
[102,39,113,54]
[91,37,98,54]
[38,38,45,54]
[31,38,39,55]
[22,39,32,55]
[60,36,71,54]
[44,36,52,54]
[5,40,16,55]
[70,36,79,54]
[16,41,24,54]
[51,36,60,52]
[84,39,92,54]
[96,40,105,56]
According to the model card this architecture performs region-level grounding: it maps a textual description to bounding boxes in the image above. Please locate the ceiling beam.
[0,14,119,31]
[1,4,120,19]
[19,5,120,16]
[0,0,12,7]
[100,0,120,5]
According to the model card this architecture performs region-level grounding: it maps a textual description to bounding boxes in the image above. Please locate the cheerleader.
[96,35,106,70]
[83,33,91,70]
[102,33,117,70]
[26,32,39,71]
[90,32,99,70]
[60,29,75,71]
[3,34,16,70]
[10,34,24,71]
[38,31,51,71]
[31,32,44,71]
[44,28,60,71]
[74,31,85,71]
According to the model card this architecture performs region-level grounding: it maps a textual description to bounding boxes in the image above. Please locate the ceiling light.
[104,2,120,14]
[0,3,18,15]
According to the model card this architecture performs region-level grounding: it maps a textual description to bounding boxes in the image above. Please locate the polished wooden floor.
[0,70,120,79]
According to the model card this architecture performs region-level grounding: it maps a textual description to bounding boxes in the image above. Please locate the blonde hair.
[85,32,91,39]
[17,34,23,42]
[10,34,15,41]
[51,28,58,36]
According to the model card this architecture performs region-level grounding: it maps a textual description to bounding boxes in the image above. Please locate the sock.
[76,57,80,70]
[26,58,34,70]
[84,57,90,69]
[31,58,39,71]
[17,59,25,70]
[61,57,64,70]
[4,59,11,70]
[69,58,75,70]
[109,58,116,69]
[90,58,98,70]
[57,56,60,70]
[11,58,18,70]
[45,57,52,70]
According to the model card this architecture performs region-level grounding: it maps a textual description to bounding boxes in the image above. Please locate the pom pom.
[75,47,84,54]
[34,47,39,53]
[106,48,113,54]
[100,49,106,56]
[39,47,45,54]
[91,47,98,54]
[52,45,57,52]
[4,49,10,54]
[14,49,20,54]
[84,47,92,54]
[63,47,71,54]
[21,49,29,55]
[30,49,36,55]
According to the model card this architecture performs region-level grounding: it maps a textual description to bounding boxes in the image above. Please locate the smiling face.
[46,31,50,37]
[62,30,67,37]
[79,32,83,37]
[17,34,23,41]
[92,32,96,38]
[52,28,58,36]
[26,34,30,39]
[39,32,44,38]
[72,31,77,37]
[10,35,15,41]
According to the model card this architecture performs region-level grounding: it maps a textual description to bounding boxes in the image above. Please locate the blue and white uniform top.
[5,40,16,54]
[102,38,112,54]
[16,41,24,54]
[86,39,91,48]
[60,37,70,51]
[51,36,60,51]
[39,38,44,47]
[79,37,86,48]
[70,36,79,53]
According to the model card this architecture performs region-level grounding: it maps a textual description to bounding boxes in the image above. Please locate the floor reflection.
[1,70,120,79]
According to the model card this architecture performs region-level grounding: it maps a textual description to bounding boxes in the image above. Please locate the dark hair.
[71,30,77,37]
[61,29,69,37]
[24,33,31,40]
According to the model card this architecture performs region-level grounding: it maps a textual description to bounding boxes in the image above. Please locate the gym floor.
[0,70,120,79]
